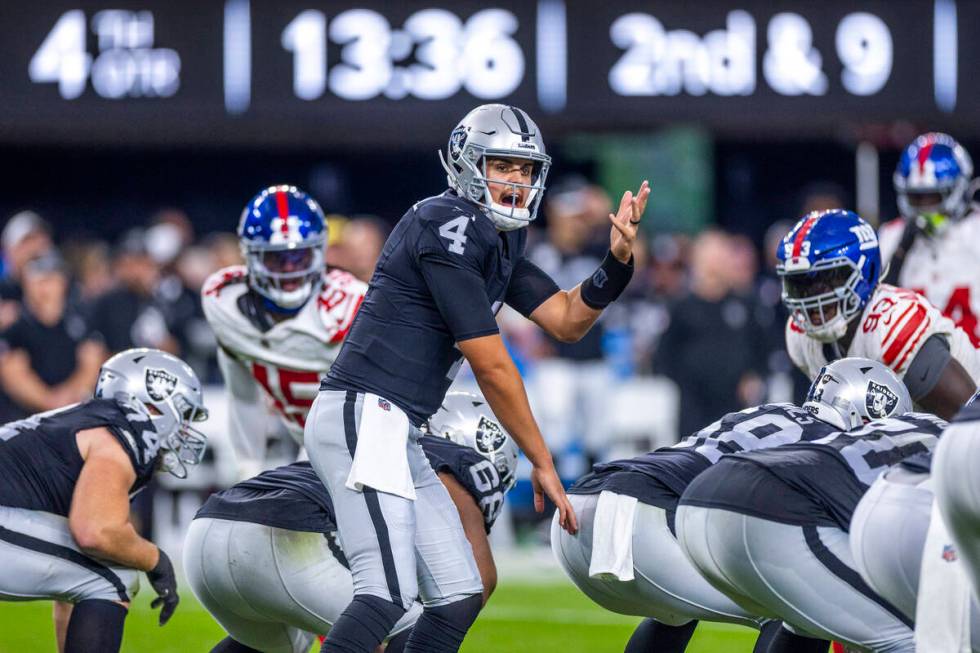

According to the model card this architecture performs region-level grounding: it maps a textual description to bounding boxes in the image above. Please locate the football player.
[0,348,208,653]
[880,133,980,345]
[306,103,649,653]
[552,394,847,652]
[779,208,979,419]
[202,185,365,479]
[676,358,944,652]
[184,392,517,653]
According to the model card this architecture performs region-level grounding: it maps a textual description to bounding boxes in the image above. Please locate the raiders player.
[184,393,516,653]
[307,103,648,653]
[0,348,208,653]
[677,358,945,652]
[880,133,980,345]
[202,184,365,479]
[551,397,845,653]
[779,208,978,419]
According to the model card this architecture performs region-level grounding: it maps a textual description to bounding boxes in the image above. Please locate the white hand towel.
[589,490,638,582]
[346,394,416,500]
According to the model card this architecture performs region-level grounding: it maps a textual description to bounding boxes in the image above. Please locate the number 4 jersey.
[786,283,980,385]
[202,265,366,472]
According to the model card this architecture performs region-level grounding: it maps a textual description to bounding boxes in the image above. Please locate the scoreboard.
[0,1,976,147]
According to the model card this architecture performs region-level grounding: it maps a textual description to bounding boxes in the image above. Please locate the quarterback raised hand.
[609,179,650,263]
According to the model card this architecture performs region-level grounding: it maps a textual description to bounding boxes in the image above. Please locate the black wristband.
[580,251,634,310]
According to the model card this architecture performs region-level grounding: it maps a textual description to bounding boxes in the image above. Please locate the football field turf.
[0,579,758,652]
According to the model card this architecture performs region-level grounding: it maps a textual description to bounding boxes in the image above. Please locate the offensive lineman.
[184,393,517,653]
[677,358,945,652]
[779,208,978,418]
[880,133,980,345]
[0,348,208,653]
[551,398,844,652]
[306,104,649,652]
[202,185,365,479]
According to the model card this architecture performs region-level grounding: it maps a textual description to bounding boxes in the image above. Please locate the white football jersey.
[786,283,980,384]
[878,211,980,346]
[202,265,366,476]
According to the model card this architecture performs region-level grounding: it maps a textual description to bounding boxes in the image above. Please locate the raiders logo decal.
[476,416,506,455]
[866,381,899,419]
[449,126,468,160]
[145,368,178,402]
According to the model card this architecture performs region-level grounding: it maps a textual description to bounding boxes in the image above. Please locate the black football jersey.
[196,437,507,534]
[0,397,161,516]
[323,191,557,425]
[569,403,837,510]
[680,413,945,530]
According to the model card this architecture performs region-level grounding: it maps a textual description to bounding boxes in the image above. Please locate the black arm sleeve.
[419,254,500,342]
[505,257,560,318]
[904,333,952,401]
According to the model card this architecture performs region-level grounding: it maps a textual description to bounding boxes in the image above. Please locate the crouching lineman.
[202,184,365,479]
[849,432,980,650]
[552,390,846,652]
[677,358,944,652]
[779,208,978,419]
[184,393,516,653]
[0,348,208,653]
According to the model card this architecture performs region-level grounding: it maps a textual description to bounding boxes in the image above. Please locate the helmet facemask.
[243,242,324,310]
[780,258,866,343]
[155,392,209,479]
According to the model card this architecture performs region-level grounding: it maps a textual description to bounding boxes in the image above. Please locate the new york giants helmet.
[893,132,975,235]
[238,185,327,311]
[803,357,911,431]
[95,348,209,478]
[776,209,881,342]
[428,391,519,491]
[438,104,551,231]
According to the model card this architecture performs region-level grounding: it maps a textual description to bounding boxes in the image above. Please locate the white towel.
[589,491,638,582]
[345,393,416,500]
[915,499,971,653]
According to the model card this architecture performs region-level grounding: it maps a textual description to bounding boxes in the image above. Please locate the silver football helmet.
[438,104,551,231]
[428,391,519,491]
[803,357,911,431]
[95,348,209,478]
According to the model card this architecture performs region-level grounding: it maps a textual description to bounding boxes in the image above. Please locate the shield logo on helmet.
[476,416,506,454]
[866,381,899,419]
[145,368,178,402]
[449,127,468,160]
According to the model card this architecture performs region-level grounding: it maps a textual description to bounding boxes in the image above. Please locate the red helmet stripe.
[917,141,935,174]
[274,190,290,235]
[791,215,819,258]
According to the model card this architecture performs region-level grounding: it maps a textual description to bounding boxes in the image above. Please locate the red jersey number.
[910,286,979,347]
[251,362,320,428]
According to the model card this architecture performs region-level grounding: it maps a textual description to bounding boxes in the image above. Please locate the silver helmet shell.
[95,348,209,478]
[438,104,551,231]
[428,391,519,491]
[803,357,911,431]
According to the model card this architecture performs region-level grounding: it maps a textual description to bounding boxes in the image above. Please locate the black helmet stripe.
[508,106,531,142]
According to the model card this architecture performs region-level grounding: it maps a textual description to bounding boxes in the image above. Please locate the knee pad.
[64,599,127,653]
[404,593,482,653]
[321,594,407,653]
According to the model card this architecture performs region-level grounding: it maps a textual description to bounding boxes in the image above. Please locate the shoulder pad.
[858,285,944,374]
[413,193,479,223]
[203,265,248,299]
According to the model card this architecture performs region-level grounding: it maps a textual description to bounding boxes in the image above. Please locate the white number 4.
[439,216,469,255]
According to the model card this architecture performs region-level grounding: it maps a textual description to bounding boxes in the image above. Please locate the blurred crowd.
[0,182,833,467]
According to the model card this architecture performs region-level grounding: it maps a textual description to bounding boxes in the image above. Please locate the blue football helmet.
[776,209,881,343]
[237,185,327,310]
[893,132,975,235]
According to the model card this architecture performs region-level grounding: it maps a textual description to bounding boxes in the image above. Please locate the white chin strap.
[266,281,314,309]
[488,203,531,231]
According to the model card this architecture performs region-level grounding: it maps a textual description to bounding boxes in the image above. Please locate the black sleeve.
[0,319,28,354]
[904,334,952,401]
[418,255,499,342]
[505,257,560,318]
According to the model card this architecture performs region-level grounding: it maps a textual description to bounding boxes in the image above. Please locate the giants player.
[779,208,978,419]
[677,358,945,652]
[202,185,365,478]
[880,133,980,345]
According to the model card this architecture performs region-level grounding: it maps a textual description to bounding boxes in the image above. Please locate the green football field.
[0,578,758,653]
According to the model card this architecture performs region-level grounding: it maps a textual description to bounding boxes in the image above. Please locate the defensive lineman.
[880,133,980,345]
[551,399,844,652]
[306,103,648,652]
[202,185,365,479]
[779,208,979,418]
[0,348,208,653]
[184,393,516,653]
[677,358,944,652]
